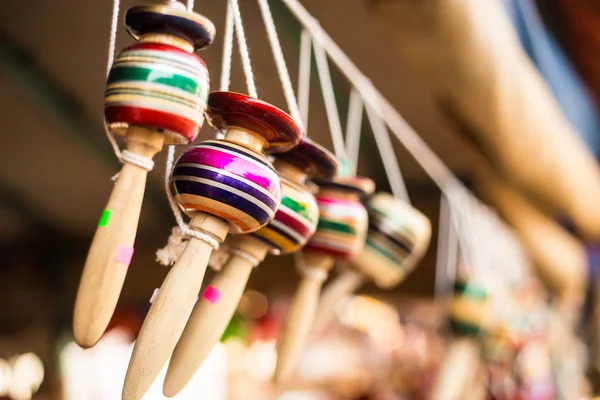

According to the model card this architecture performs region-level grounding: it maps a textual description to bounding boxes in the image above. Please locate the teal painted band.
[108,66,202,96]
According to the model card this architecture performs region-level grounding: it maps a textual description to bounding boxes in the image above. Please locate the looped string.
[257,0,303,128]
[156,145,220,266]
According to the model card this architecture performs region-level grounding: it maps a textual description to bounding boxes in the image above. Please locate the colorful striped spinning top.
[73,1,215,350]
[163,138,338,397]
[449,280,489,338]
[313,193,431,331]
[122,91,303,400]
[274,175,374,383]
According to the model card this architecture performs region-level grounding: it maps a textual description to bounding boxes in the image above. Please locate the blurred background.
[2,0,600,398]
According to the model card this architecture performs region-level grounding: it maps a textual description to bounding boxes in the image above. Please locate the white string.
[186,0,194,11]
[156,146,220,266]
[103,0,124,164]
[362,81,410,203]
[345,89,364,174]
[216,0,235,140]
[312,28,347,162]
[434,194,458,301]
[220,1,235,92]
[257,0,303,127]
[230,0,257,98]
[298,30,312,131]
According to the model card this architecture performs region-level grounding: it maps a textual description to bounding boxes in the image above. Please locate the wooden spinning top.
[73,1,215,349]
[163,139,337,397]
[122,91,302,400]
[432,280,490,400]
[274,175,374,383]
[448,280,489,338]
[313,193,431,330]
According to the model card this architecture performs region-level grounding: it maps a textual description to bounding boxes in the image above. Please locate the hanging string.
[434,194,458,302]
[230,0,257,98]
[220,1,235,92]
[345,89,364,176]
[312,28,347,165]
[257,0,303,127]
[186,0,194,11]
[157,0,260,265]
[298,30,312,131]
[362,79,410,203]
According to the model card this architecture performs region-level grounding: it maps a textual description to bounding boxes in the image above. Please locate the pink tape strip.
[116,244,134,266]
[203,286,221,304]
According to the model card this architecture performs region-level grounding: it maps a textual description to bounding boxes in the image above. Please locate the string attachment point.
[156,225,220,266]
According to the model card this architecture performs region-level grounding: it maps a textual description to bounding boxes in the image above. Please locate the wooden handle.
[312,268,365,332]
[73,127,164,348]
[122,214,228,400]
[274,256,333,384]
[164,237,269,397]
[431,339,481,400]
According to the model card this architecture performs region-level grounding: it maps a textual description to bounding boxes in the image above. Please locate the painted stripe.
[105,96,204,123]
[275,205,314,236]
[368,223,412,254]
[177,146,279,193]
[173,176,276,218]
[194,140,275,171]
[174,164,279,206]
[280,196,315,224]
[105,87,201,109]
[366,238,405,265]
[108,66,201,95]
[317,219,355,235]
[268,215,308,244]
[106,81,205,105]
[173,176,277,219]
[176,194,258,232]
[126,43,207,68]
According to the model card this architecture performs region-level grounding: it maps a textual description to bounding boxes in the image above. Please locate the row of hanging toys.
[268,17,436,385]
[429,182,560,400]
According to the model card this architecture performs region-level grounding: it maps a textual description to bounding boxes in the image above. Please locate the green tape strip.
[98,209,111,227]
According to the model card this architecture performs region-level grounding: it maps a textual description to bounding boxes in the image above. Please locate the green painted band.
[98,209,111,227]
[366,238,402,265]
[453,281,488,300]
[317,219,355,234]
[105,87,203,108]
[449,319,482,338]
[108,66,202,96]
[281,196,314,223]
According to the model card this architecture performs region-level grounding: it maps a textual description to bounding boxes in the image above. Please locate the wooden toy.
[274,176,374,383]
[431,280,489,400]
[73,1,215,348]
[122,91,303,400]
[313,193,431,330]
[163,139,338,397]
